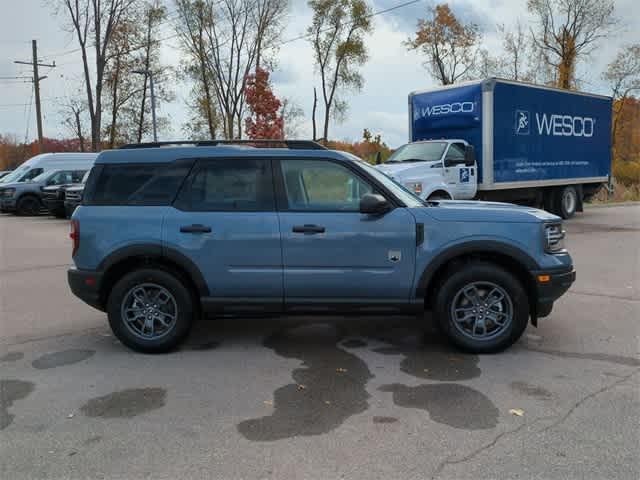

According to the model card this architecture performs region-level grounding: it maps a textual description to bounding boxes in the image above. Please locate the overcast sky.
[0,0,637,148]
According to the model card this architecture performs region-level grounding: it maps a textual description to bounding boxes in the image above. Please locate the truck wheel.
[107,268,195,353]
[554,186,578,219]
[16,196,42,216]
[434,262,529,353]
[427,192,451,201]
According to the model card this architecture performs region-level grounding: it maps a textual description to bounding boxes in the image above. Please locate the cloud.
[0,0,637,147]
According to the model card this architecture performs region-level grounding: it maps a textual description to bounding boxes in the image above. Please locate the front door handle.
[292,224,325,234]
[180,224,212,234]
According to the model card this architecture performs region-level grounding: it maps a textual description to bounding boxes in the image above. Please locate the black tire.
[16,195,42,216]
[434,262,529,353]
[107,268,195,353]
[553,186,578,219]
[427,192,452,201]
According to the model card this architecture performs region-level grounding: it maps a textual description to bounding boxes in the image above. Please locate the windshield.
[31,170,54,183]
[356,160,425,208]
[0,165,29,184]
[386,142,447,163]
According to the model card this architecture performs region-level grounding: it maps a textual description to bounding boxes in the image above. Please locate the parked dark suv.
[68,140,575,353]
[43,170,89,218]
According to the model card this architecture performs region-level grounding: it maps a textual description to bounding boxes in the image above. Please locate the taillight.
[70,220,80,256]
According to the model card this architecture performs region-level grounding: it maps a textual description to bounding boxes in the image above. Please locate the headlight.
[544,223,566,253]
[404,182,423,195]
[1,188,15,198]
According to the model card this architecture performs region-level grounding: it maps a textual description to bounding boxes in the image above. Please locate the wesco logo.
[418,101,474,118]
[535,113,595,137]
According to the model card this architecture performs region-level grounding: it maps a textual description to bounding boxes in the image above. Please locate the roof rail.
[118,139,327,150]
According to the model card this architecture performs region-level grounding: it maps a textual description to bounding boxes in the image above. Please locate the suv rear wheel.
[107,268,195,353]
[434,262,529,353]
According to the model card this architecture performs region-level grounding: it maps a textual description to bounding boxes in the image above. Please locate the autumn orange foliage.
[612,96,640,188]
[0,137,85,171]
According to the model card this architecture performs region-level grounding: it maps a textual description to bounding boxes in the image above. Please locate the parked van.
[0,152,98,185]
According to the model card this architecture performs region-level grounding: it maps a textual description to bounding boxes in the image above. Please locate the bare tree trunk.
[311,87,317,141]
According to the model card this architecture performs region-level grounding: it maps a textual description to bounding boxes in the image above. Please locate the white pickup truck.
[376,139,477,201]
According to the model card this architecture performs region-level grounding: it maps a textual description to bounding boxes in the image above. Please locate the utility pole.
[14,40,55,153]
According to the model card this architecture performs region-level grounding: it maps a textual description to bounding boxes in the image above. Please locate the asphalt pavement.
[1,205,639,480]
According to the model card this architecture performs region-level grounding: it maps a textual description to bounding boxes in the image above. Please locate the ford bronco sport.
[67,140,575,353]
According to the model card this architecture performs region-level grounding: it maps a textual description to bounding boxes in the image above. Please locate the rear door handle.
[180,224,212,234]
[292,224,325,234]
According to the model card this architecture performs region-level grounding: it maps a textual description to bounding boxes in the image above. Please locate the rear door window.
[86,161,193,205]
[176,158,274,211]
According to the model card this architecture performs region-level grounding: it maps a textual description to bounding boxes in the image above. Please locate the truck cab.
[376,139,477,201]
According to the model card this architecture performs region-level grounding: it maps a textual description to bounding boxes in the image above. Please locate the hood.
[417,199,560,224]
[0,181,24,190]
[376,161,441,180]
[66,184,85,192]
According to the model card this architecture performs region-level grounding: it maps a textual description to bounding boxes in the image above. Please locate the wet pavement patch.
[373,329,481,381]
[379,383,499,430]
[1,379,35,430]
[373,416,398,424]
[32,349,95,370]
[0,352,24,362]
[237,324,373,441]
[510,381,552,399]
[80,388,166,418]
[341,338,367,348]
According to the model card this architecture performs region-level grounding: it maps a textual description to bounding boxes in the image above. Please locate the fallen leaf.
[67,413,74,419]
[297,384,307,390]
[263,400,273,406]
[423,369,429,373]
[336,368,348,373]
[509,408,525,417]
[324,400,331,405]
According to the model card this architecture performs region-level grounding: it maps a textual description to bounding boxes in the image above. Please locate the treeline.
[2,1,638,188]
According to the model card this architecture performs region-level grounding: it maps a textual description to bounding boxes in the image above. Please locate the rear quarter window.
[84,161,193,206]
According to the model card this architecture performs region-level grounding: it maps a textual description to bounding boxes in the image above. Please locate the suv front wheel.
[107,268,195,353]
[434,262,529,353]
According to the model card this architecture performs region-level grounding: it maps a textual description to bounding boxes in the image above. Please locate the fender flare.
[422,185,454,200]
[415,240,539,299]
[97,243,209,296]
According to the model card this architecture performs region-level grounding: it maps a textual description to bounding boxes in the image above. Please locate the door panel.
[276,159,416,301]
[163,158,282,299]
[444,143,477,199]
[279,210,416,299]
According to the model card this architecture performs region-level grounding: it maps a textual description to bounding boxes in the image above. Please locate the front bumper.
[531,266,576,319]
[1,198,17,211]
[68,268,105,311]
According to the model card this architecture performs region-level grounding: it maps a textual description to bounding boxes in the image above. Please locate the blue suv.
[68,140,575,353]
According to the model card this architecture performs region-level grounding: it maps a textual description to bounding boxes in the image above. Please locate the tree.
[527,0,617,90]
[175,0,288,139]
[308,0,373,141]
[603,43,640,154]
[244,67,284,139]
[59,94,89,152]
[281,98,305,139]
[56,0,138,151]
[176,0,220,139]
[406,3,479,85]
[134,1,172,143]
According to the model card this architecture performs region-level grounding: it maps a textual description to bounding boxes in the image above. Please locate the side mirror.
[464,145,476,166]
[375,151,382,165]
[360,193,391,215]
